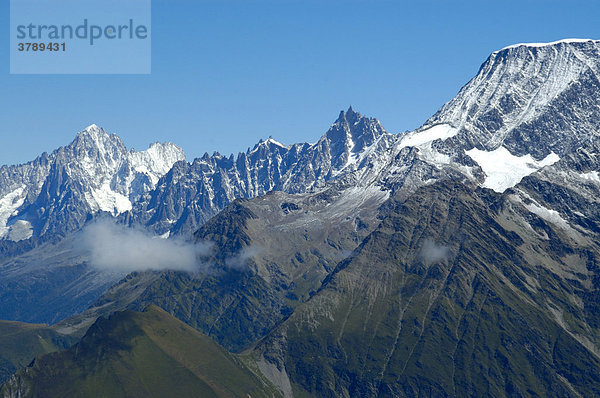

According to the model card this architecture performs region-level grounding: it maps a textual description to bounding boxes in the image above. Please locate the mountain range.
[2,38,600,397]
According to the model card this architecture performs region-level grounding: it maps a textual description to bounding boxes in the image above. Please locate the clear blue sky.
[1,0,599,166]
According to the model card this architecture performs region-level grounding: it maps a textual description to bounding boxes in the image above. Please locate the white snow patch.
[579,171,600,183]
[398,124,458,149]
[417,143,452,166]
[88,183,132,215]
[466,147,560,192]
[524,201,573,233]
[0,186,26,238]
[266,137,286,148]
[7,220,33,242]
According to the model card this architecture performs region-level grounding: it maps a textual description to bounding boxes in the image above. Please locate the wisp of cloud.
[81,220,208,273]
[419,239,451,265]
[224,245,261,270]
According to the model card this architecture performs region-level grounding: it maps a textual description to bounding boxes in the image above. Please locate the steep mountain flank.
[254,180,600,397]
[1,306,278,398]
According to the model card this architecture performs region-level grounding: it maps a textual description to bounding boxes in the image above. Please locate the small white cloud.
[225,245,261,270]
[419,239,450,265]
[81,220,210,273]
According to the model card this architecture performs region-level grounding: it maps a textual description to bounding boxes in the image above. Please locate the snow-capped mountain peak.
[388,39,600,197]
[0,125,186,240]
[323,107,387,163]
[68,127,186,212]
[84,123,100,131]
[493,38,599,53]
[131,142,186,178]
[74,124,117,145]
[249,137,287,153]
[429,39,600,160]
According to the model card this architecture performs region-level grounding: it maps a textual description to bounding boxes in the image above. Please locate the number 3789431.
[17,42,66,52]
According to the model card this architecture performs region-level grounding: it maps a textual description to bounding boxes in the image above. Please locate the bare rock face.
[129,106,390,236]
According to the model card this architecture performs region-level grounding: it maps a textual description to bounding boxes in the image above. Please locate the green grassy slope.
[0,321,75,384]
[1,305,279,398]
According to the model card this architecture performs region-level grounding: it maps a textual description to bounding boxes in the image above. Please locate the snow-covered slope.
[399,39,600,194]
[429,39,600,154]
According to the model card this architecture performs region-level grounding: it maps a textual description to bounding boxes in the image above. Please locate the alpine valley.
[3,39,600,397]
